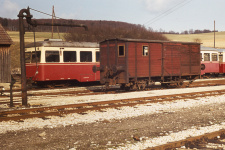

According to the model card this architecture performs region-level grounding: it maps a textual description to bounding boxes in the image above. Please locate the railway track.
[1,89,225,122]
[1,78,225,102]
[0,86,122,106]
[1,85,121,97]
[148,129,225,150]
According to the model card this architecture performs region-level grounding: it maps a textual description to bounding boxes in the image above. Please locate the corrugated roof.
[0,24,13,45]
[101,38,200,45]
[25,41,99,48]
[201,46,218,51]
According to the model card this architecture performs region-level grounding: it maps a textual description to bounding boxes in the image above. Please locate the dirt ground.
[0,101,225,150]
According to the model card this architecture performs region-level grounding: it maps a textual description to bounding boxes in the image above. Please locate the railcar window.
[80,51,92,62]
[142,46,148,56]
[118,45,125,56]
[31,51,41,63]
[63,51,76,62]
[46,51,59,62]
[200,53,203,61]
[212,53,218,61]
[25,52,31,63]
[204,53,210,61]
[96,51,100,62]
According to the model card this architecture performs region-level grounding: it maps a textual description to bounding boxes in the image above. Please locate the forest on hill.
[0,17,168,42]
[1,17,216,42]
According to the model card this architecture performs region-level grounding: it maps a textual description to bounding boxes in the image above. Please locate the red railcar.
[200,46,219,76]
[25,39,100,86]
[94,38,201,89]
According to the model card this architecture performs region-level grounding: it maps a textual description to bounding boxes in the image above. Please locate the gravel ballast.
[0,85,225,149]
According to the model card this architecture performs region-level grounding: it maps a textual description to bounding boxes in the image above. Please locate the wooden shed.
[0,24,13,83]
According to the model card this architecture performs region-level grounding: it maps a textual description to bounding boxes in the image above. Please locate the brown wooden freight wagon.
[95,38,201,90]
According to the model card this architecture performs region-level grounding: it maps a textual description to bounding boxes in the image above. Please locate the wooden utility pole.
[51,6,60,39]
[214,20,216,48]
[52,6,54,39]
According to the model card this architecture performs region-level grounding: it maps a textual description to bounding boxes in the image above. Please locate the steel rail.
[146,129,225,150]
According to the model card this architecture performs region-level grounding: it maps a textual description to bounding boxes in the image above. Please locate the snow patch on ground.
[113,123,225,150]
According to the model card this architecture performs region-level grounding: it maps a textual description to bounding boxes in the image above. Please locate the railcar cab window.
[31,51,41,63]
[63,51,77,62]
[142,46,148,56]
[212,53,218,61]
[96,51,100,62]
[46,51,59,62]
[25,52,31,63]
[204,53,210,61]
[25,51,41,63]
[118,45,125,56]
[80,51,92,62]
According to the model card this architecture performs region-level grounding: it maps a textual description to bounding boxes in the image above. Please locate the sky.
[0,0,224,32]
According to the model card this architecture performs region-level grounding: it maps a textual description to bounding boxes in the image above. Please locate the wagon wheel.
[104,82,110,91]
[176,81,184,87]
[120,84,131,91]
[130,84,137,91]
[137,82,146,90]
[161,83,169,88]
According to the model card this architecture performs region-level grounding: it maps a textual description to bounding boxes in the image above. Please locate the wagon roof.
[100,38,200,45]
[25,40,99,48]
[0,24,13,45]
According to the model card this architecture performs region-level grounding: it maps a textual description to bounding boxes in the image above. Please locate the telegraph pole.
[52,6,54,39]
[214,20,216,48]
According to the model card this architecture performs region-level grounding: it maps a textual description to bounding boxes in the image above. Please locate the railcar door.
[163,44,181,77]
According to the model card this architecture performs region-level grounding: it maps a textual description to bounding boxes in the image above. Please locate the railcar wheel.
[46,83,55,89]
[62,83,70,87]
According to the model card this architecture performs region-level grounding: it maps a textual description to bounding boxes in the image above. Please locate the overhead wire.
[144,0,193,26]
[29,7,67,39]
[29,7,66,20]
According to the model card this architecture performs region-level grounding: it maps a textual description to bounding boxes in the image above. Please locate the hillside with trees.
[63,20,168,42]
[0,17,168,42]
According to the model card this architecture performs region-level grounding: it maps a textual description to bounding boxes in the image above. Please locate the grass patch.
[8,31,65,43]
[7,31,66,69]
[164,31,225,48]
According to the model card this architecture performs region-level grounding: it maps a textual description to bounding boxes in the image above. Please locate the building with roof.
[0,23,13,83]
